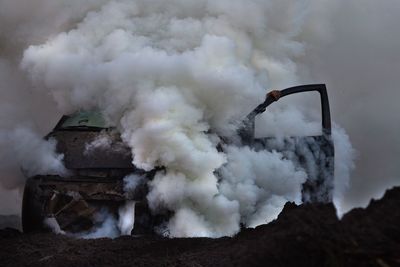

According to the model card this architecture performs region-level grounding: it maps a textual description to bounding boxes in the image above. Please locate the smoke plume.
[19,0,337,237]
[0,0,397,237]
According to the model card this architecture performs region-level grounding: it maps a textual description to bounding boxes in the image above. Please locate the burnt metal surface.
[24,175,150,234]
[23,114,157,234]
[48,130,134,169]
[22,84,335,235]
[239,84,335,203]
[35,175,148,202]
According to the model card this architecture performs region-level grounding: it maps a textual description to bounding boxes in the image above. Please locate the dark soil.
[1,187,399,267]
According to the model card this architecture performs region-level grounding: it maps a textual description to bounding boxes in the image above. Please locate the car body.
[22,84,334,234]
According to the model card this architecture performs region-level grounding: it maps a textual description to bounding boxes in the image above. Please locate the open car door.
[240,84,334,203]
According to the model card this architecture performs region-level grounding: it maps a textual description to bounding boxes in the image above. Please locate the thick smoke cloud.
[0,0,109,215]
[19,0,330,237]
[0,0,397,236]
[0,59,66,214]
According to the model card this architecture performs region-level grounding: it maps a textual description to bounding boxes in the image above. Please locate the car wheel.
[22,178,45,233]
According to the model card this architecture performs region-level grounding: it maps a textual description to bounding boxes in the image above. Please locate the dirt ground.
[1,187,399,267]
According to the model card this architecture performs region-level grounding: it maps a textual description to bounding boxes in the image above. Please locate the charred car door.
[240,84,334,203]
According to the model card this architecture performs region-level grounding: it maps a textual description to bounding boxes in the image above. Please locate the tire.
[21,178,45,233]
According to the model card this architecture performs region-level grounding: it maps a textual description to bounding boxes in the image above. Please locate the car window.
[60,111,107,129]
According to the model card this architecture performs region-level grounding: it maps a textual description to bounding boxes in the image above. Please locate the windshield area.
[58,111,108,130]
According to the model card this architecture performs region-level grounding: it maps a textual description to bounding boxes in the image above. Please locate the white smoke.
[219,146,307,227]
[118,201,136,235]
[80,210,120,239]
[44,216,66,235]
[0,126,67,178]
[0,0,111,195]
[19,0,356,237]
[332,125,356,216]
[71,202,136,238]
[84,134,113,155]
[0,54,66,213]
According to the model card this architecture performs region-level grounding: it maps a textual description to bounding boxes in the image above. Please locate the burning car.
[22,84,334,235]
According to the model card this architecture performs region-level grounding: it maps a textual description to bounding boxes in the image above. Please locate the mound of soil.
[1,187,399,267]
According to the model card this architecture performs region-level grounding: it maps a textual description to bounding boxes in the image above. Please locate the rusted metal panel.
[35,175,148,202]
[48,130,134,169]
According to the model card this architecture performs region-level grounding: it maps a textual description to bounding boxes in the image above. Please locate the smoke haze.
[300,1,400,211]
[0,0,398,236]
